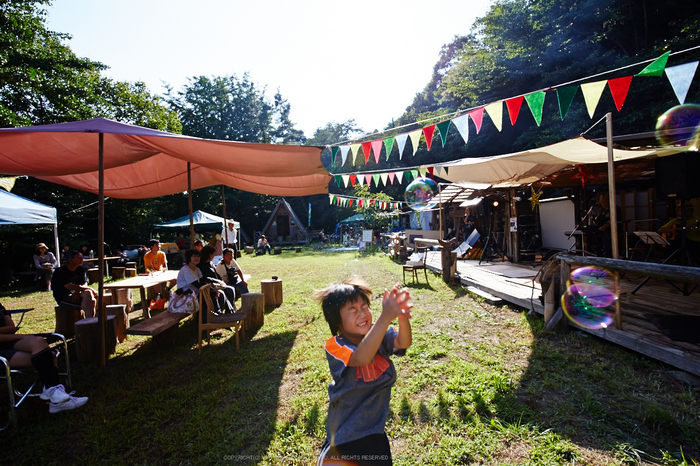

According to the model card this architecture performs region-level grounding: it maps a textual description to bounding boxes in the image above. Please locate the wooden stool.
[235,250,242,258]
[87,267,100,284]
[125,268,137,277]
[74,315,117,364]
[273,246,281,255]
[241,293,264,329]
[126,262,136,269]
[245,246,254,254]
[295,247,302,253]
[112,267,126,279]
[260,279,283,306]
[106,304,129,342]
[112,288,133,314]
[54,305,85,338]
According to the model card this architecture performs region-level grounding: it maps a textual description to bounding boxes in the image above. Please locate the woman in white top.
[176,249,203,294]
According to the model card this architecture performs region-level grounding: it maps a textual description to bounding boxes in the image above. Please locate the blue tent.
[153,210,239,232]
[0,189,60,256]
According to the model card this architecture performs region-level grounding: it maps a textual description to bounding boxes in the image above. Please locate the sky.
[46,0,493,139]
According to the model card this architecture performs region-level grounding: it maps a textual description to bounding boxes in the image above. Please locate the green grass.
[2,249,699,465]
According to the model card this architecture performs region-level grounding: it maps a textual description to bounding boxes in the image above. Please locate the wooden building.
[260,198,309,245]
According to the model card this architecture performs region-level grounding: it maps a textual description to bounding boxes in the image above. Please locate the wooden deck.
[424,251,700,376]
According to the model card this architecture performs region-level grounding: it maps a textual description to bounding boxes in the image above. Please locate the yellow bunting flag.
[485,101,503,132]
[349,144,361,165]
[580,80,607,118]
[408,130,422,156]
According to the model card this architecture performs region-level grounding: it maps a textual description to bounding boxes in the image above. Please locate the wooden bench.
[124,310,192,348]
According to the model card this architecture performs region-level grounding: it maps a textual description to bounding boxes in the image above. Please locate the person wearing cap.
[33,243,57,291]
[52,250,98,318]
[222,220,238,254]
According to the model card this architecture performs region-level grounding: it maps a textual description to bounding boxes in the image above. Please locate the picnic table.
[103,270,178,318]
[83,256,122,277]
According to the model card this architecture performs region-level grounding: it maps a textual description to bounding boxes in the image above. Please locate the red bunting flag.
[361,142,371,164]
[608,76,633,111]
[468,108,484,133]
[423,125,436,151]
[427,167,434,176]
[350,174,357,186]
[505,96,524,126]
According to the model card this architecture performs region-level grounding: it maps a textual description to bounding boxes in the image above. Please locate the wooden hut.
[260,198,308,245]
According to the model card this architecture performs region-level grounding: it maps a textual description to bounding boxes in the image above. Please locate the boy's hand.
[381,283,413,321]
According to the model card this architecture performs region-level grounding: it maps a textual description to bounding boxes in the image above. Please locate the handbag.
[169,289,198,314]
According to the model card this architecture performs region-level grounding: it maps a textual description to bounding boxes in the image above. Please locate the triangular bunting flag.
[524,91,546,126]
[485,101,503,131]
[444,167,449,175]
[427,167,434,176]
[335,175,342,187]
[608,76,633,111]
[468,107,484,133]
[581,80,607,118]
[342,175,350,188]
[361,142,371,164]
[410,169,419,181]
[423,125,436,151]
[556,85,578,119]
[418,167,427,177]
[404,171,413,183]
[330,146,339,166]
[408,130,422,155]
[396,171,405,183]
[380,173,388,186]
[636,51,670,77]
[395,133,408,160]
[505,96,524,126]
[348,199,354,207]
[358,199,364,208]
[451,114,469,145]
[365,174,372,186]
[666,62,699,105]
[388,172,396,184]
[349,144,361,165]
[434,166,442,176]
[356,175,364,186]
[371,140,383,164]
[372,174,380,186]
[340,145,350,165]
[436,120,451,147]
[350,174,357,186]
[383,137,395,160]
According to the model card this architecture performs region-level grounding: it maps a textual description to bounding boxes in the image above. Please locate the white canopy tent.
[0,189,60,258]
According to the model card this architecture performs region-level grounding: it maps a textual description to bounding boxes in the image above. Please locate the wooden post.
[260,279,283,306]
[54,306,85,338]
[241,293,265,329]
[113,288,133,314]
[438,238,457,283]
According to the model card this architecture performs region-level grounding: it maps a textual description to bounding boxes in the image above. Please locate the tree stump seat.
[112,267,126,279]
[260,279,283,306]
[75,315,117,364]
[54,305,85,339]
[241,293,264,329]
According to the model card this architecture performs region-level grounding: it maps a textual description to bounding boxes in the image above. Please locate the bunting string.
[329,194,402,211]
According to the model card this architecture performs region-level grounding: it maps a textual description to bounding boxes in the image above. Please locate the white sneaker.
[40,384,71,403]
[49,396,88,413]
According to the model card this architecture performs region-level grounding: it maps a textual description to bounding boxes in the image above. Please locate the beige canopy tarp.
[0,118,331,198]
[440,137,671,188]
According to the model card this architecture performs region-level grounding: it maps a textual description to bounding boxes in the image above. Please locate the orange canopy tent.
[0,117,332,365]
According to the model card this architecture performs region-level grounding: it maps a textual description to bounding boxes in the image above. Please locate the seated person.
[60,245,70,264]
[143,239,168,273]
[257,235,271,254]
[177,249,223,321]
[0,305,88,413]
[658,200,700,260]
[196,246,235,312]
[33,243,57,291]
[215,248,249,300]
[52,251,98,318]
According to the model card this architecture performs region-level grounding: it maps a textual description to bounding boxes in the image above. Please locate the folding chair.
[0,332,72,430]
[197,284,246,354]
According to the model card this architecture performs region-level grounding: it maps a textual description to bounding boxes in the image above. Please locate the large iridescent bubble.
[655,104,700,149]
[404,177,438,211]
[561,266,617,329]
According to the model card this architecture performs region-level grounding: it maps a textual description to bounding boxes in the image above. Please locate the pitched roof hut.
[260,198,308,244]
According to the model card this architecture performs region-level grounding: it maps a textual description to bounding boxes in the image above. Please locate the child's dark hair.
[314,277,372,336]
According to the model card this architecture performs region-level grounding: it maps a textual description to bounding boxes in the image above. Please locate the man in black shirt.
[52,250,98,318]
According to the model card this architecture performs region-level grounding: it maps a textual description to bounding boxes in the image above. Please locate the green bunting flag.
[335,175,342,187]
[372,174,380,186]
[524,91,546,126]
[436,120,451,147]
[636,51,670,77]
[556,85,578,120]
[330,146,339,166]
[384,137,395,160]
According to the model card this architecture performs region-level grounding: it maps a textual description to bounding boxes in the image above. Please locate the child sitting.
[315,278,413,466]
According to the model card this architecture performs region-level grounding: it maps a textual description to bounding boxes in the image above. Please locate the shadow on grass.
[3,319,299,465]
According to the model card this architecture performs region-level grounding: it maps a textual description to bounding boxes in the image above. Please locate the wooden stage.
[424,251,700,376]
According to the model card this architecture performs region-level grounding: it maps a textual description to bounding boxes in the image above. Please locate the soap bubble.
[404,177,438,211]
[561,266,617,329]
[655,104,700,148]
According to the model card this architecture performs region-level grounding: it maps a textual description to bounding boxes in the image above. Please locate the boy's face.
[338,296,372,340]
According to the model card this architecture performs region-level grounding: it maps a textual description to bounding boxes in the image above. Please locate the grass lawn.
[1,250,699,465]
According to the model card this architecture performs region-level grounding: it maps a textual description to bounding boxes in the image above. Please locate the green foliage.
[352,184,396,231]
[306,119,364,146]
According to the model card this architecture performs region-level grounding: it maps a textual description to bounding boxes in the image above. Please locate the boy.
[315,278,412,465]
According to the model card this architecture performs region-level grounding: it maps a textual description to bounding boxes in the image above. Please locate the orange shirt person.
[143,239,168,272]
